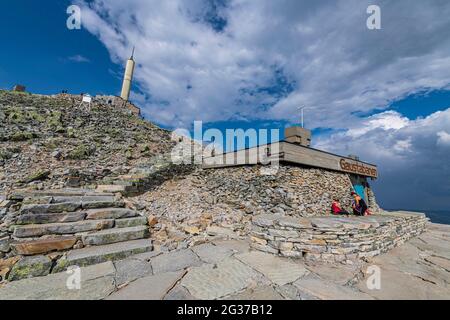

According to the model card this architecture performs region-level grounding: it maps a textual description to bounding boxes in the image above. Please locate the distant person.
[331,199,350,216]
[351,191,368,216]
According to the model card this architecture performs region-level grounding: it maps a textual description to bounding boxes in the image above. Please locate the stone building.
[203,126,380,216]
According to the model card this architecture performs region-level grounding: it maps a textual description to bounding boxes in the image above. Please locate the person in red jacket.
[331,199,350,216]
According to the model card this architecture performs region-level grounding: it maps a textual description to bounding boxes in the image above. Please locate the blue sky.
[0,1,121,96]
[1,0,450,210]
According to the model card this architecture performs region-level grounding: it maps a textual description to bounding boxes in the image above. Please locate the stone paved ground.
[0,223,449,300]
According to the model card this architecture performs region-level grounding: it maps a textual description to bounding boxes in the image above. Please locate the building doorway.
[350,175,367,201]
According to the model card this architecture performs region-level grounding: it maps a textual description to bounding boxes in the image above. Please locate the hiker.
[331,199,350,216]
[351,191,368,216]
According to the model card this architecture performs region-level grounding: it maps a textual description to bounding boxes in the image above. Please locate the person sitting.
[331,199,350,216]
[351,191,368,216]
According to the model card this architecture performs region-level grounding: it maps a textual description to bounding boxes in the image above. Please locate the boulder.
[8,255,52,281]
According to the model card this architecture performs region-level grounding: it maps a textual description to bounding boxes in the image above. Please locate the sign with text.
[340,159,378,178]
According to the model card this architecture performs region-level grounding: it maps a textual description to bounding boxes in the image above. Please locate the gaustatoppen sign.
[340,159,378,178]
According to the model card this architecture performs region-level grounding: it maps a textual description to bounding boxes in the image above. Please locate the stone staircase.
[4,189,152,281]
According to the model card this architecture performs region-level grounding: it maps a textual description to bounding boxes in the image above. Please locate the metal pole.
[301,107,304,128]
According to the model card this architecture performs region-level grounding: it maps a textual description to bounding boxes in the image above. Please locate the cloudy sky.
[1,0,449,211]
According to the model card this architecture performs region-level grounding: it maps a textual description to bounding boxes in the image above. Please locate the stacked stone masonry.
[0,189,152,282]
[200,165,380,218]
[251,212,428,263]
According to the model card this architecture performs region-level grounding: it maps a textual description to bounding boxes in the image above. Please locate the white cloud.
[77,0,450,129]
[346,111,410,138]
[67,54,90,63]
[437,131,450,147]
[315,109,450,210]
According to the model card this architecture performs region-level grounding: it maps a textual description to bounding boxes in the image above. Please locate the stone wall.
[251,212,428,263]
[201,165,378,217]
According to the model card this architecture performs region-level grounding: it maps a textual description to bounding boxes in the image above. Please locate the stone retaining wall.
[250,212,428,263]
[202,165,380,218]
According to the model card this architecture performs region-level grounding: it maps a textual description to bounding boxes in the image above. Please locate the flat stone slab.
[293,274,374,300]
[0,262,116,300]
[11,237,78,255]
[82,200,124,209]
[16,212,86,225]
[236,251,309,286]
[355,239,450,299]
[54,239,153,272]
[51,196,115,203]
[164,284,196,300]
[114,257,153,286]
[10,189,114,198]
[225,286,285,300]
[356,265,450,299]
[212,239,251,254]
[115,217,148,228]
[13,219,115,238]
[332,217,372,230]
[151,249,202,274]
[85,208,138,220]
[181,258,259,300]
[82,225,149,246]
[387,211,427,218]
[278,216,312,229]
[107,270,185,300]
[309,218,344,230]
[191,243,234,264]
[304,262,361,286]
[20,202,81,214]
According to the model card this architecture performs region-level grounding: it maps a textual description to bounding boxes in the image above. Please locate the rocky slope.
[0,90,175,191]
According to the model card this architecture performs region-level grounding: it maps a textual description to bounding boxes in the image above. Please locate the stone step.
[53,239,153,272]
[82,226,149,246]
[10,236,78,255]
[13,220,114,238]
[82,200,125,210]
[96,185,127,193]
[115,217,148,228]
[51,195,116,204]
[20,202,81,214]
[85,208,138,220]
[0,262,116,300]
[9,189,114,200]
[15,212,86,225]
[19,200,124,214]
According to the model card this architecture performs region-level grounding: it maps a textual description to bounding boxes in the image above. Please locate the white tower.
[120,47,135,101]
